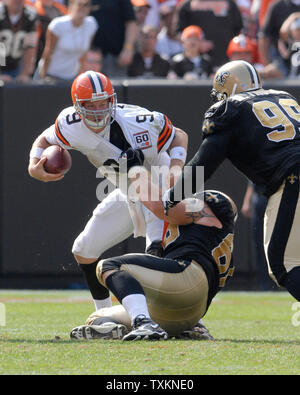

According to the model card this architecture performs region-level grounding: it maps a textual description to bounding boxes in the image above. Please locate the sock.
[105,270,150,323]
[282,267,300,301]
[122,294,151,323]
[79,262,111,309]
[93,296,112,311]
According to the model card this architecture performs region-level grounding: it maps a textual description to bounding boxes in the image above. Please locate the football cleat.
[177,322,214,341]
[70,322,127,340]
[122,314,168,341]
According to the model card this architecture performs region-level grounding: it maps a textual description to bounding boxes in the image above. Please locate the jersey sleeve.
[48,17,63,36]
[42,108,76,149]
[54,115,72,147]
[153,112,175,153]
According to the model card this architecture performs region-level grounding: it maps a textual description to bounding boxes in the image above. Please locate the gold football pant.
[93,253,209,336]
[264,166,300,286]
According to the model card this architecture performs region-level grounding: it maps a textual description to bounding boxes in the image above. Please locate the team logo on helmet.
[215,71,230,87]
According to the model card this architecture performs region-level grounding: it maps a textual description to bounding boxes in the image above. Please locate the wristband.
[30,147,44,159]
[124,43,133,51]
[170,146,187,163]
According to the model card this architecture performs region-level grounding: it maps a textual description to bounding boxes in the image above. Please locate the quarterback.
[163,60,300,301]
[28,70,188,311]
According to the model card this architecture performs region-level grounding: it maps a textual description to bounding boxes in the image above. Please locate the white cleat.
[70,322,127,340]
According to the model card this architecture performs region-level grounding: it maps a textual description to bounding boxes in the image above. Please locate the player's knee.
[73,253,97,265]
[72,233,105,261]
[96,258,120,286]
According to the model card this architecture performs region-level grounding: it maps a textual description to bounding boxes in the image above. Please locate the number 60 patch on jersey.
[133,131,152,150]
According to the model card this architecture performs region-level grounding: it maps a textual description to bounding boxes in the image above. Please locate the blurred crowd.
[2,0,300,83]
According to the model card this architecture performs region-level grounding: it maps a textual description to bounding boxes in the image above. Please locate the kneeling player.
[70,190,237,341]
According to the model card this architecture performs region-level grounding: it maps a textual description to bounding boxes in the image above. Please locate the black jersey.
[0,4,37,72]
[193,88,300,197]
[162,221,234,301]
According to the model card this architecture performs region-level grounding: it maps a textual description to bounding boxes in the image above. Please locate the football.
[42,145,72,174]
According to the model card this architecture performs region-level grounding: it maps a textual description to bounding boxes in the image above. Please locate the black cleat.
[122,314,168,341]
[70,322,127,340]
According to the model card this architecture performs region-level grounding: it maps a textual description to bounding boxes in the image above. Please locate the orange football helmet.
[71,71,117,130]
[226,34,258,63]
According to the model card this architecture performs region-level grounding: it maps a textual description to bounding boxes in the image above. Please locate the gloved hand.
[119,147,144,173]
[162,188,179,215]
[145,240,164,257]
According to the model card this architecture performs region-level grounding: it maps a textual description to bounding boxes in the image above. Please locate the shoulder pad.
[55,107,81,147]
[116,103,156,122]
[202,100,237,138]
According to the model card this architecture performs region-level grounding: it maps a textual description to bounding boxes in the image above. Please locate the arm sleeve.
[169,132,232,202]
[48,17,62,36]
[42,123,72,150]
[122,0,136,22]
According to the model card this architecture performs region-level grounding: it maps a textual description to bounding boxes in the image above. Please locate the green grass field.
[0,290,299,375]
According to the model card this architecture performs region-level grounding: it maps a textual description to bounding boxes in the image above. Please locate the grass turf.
[0,290,299,375]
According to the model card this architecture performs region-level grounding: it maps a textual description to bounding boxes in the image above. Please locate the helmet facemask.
[74,92,117,131]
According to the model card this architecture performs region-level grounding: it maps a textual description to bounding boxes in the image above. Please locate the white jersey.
[43,103,175,175]
[43,103,176,240]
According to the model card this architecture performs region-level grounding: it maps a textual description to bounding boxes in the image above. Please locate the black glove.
[146,240,164,257]
[119,147,144,173]
[162,188,179,215]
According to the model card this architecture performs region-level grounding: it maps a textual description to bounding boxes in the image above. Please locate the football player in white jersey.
[28,70,188,312]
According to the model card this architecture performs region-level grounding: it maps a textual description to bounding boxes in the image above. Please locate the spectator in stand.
[155,2,183,59]
[127,24,170,77]
[36,0,98,81]
[81,46,103,72]
[176,0,243,69]
[251,0,276,29]
[168,24,213,79]
[258,0,300,73]
[226,33,263,70]
[91,0,138,77]
[279,13,300,77]
[0,0,38,83]
[261,13,300,78]
[132,0,151,35]
[144,0,160,29]
[32,0,68,66]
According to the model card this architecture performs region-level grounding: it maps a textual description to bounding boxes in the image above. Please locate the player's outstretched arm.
[28,135,64,182]
[128,167,221,228]
[167,127,188,187]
